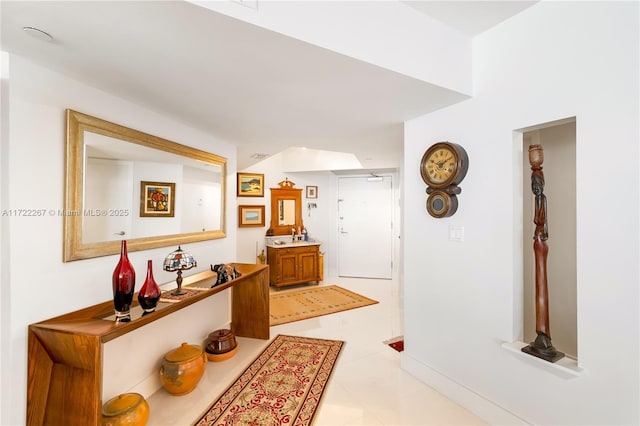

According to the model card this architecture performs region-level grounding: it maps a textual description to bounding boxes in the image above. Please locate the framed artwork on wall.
[140,181,175,217]
[238,205,265,227]
[306,185,318,199]
[237,173,264,197]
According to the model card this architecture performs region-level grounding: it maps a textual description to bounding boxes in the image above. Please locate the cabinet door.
[280,253,298,283]
[299,251,318,282]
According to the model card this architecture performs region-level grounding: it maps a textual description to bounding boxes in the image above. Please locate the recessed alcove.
[501,341,583,379]
[514,117,578,364]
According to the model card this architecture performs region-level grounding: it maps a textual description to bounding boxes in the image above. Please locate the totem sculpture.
[521,144,565,363]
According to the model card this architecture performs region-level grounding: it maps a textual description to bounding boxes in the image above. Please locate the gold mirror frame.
[63,109,227,261]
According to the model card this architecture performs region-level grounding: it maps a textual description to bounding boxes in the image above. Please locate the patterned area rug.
[388,340,404,352]
[385,336,404,352]
[270,285,378,326]
[195,335,344,426]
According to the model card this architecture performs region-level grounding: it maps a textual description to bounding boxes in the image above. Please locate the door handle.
[114,231,125,236]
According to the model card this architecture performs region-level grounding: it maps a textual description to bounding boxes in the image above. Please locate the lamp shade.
[163,246,196,272]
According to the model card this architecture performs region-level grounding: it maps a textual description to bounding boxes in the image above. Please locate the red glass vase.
[138,260,161,314]
[112,240,136,321]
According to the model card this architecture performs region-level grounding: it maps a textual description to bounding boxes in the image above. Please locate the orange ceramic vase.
[159,342,207,395]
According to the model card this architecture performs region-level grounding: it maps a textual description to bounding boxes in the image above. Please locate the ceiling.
[402,1,537,36]
[1,1,536,171]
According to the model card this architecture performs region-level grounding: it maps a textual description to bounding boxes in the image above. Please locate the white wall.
[0,50,10,426]
[1,55,238,426]
[190,0,472,95]
[402,2,638,425]
[181,166,222,233]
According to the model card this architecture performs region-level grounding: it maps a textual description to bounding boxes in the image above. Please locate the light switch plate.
[449,225,464,242]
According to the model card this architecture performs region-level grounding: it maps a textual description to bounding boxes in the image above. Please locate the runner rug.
[195,335,344,426]
[270,285,378,326]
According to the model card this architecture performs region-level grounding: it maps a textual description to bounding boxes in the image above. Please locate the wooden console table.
[26,263,269,426]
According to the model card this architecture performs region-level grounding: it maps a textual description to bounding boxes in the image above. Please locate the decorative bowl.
[159,342,207,396]
[101,392,149,426]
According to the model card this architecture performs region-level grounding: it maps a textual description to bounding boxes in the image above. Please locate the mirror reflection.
[64,110,227,262]
[83,133,222,244]
[278,200,296,226]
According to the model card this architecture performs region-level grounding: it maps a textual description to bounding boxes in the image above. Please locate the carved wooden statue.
[522,145,565,363]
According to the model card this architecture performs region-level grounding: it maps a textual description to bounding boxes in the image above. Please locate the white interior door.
[83,158,133,243]
[337,175,393,279]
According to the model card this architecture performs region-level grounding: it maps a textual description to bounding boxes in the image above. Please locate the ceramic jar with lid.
[102,392,149,426]
[159,342,207,395]
[205,329,237,354]
[204,329,238,362]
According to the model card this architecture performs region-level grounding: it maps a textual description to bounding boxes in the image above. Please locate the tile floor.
[148,276,487,425]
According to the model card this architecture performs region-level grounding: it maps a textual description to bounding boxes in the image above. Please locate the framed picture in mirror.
[140,181,176,217]
[238,205,265,227]
[237,173,264,197]
[306,186,318,199]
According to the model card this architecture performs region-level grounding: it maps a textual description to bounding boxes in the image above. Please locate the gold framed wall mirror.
[63,109,227,262]
[267,179,303,236]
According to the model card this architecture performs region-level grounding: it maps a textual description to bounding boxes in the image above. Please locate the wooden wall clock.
[420,142,469,218]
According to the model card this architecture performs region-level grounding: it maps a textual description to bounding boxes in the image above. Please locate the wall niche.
[522,119,577,359]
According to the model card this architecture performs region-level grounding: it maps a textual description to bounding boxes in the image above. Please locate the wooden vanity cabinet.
[26,263,269,426]
[267,244,321,288]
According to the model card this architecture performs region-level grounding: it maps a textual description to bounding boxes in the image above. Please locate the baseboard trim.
[400,353,529,426]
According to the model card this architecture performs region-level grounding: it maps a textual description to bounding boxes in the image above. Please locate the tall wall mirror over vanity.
[266,179,322,288]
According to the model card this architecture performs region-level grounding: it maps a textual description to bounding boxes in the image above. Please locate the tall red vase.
[112,240,136,320]
[138,260,161,314]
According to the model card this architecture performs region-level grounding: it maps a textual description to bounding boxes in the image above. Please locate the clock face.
[420,142,468,189]
[424,147,456,185]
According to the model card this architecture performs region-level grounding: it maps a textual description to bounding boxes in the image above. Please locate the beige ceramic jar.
[159,342,207,395]
[101,392,149,426]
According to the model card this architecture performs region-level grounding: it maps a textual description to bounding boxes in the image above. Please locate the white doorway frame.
[327,172,401,282]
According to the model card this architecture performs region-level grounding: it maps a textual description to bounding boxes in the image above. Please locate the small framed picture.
[140,181,175,217]
[238,205,265,227]
[237,173,264,197]
[306,185,318,199]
